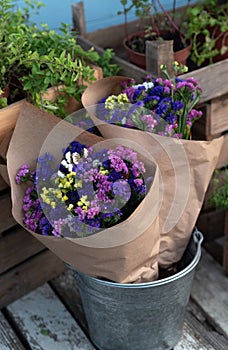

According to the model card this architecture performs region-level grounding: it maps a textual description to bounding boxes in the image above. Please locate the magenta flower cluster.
[16,142,148,237]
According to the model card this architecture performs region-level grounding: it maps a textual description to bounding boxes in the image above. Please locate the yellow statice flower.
[105,94,129,110]
[99,166,109,175]
[77,195,90,210]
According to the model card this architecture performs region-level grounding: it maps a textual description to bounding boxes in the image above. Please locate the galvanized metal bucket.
[72,229,203,350]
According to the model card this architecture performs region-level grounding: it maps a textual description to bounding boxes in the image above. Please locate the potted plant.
[118,0,192,69]
[0,0,119,117]
[185,0,228,67]
[211,168,228,210]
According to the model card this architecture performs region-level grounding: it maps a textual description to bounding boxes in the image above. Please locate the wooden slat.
[0,250,65,308]
[6,284,95,350]
[0,312,25,350]
[185,300,228,350]
[0,176,8,192]
[0,194,17,235]
[191,248,228,336]
[0,101,24,144]
[50,269,88,333]
[0,227,45,274]
[210,94,228,135]
[204,239,224,266]
[72,1,86,36]
[175,323,219,350]
[78,35,228,104]
[196,209,226,242]
[78,35,149,83]
[216,133,228,169]
[179,59,228,104]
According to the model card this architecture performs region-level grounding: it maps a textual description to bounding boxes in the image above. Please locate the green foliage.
[185,0,228,67]
[118,0,188,47]
[211,168,228,209]
[0,0,120,116]
[96,49,121,77]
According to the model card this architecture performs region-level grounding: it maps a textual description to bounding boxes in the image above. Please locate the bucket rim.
[72,228,204,288]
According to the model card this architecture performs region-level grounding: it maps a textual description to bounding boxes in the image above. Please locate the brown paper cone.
[81,76,224,268]
[7,102,161,283]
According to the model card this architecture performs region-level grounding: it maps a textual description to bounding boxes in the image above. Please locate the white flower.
[57,170,65,178]
[83,148,88,158]
[65,151,71,164]
[132,82,154,90]
[61,160,68,168]
[72,152,80,164]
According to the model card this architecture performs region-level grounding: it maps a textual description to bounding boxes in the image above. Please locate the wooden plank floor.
[0,249,227,350]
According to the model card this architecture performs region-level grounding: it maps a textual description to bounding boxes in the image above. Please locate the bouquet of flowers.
[81,72,224,268]
[6,102,160,283]
[16,141,148,237]
[85,65,202,140]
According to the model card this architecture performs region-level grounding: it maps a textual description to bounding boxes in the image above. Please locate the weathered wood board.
[191,249,228,337]
[7,284,95,350]
[0,312,25,350]
[0,249,65,309]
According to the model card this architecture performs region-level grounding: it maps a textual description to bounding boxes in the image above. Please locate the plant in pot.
[211,167,228,210]
[0,0,120,118]
[118,0,192,69]
[185,0,228,67]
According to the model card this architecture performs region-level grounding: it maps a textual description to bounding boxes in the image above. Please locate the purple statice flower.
[176,81,195,92]
[187,109,203,121]
[52,218,67,237]
[108,153,129,174]
[123,86,137,102]
[112,180,131,202]
[141,114,158,132]
[172,100,184,112]
[75,207,87,221]
[15,164,32,184]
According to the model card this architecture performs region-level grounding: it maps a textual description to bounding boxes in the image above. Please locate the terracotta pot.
[123,31,191,69]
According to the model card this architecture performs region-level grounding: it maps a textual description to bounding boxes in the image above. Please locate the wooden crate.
[0,86,82,144]
[0,176,66,308]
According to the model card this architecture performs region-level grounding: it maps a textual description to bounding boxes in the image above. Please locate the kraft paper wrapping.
[6,102,161,283]
[81,76,224,268]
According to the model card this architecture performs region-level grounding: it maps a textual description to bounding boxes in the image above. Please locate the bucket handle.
[193,227,204,246]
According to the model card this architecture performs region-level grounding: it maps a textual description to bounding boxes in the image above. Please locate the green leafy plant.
[118,0,191,53]
[211,167,228,209]
[185,0,228,67]
[0,0,120,117]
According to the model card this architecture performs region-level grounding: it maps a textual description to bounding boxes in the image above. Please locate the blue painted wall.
[13,0,197,33]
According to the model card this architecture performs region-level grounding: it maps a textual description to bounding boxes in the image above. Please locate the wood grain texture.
[78,33,228,103]
[210,94,228,135]
[0,227,45,274]
[191,248,228,337]
[0,312,25,350]
[7,284,95,350]
[216,133,228,169]
[196,209,226,242]
[0,101,24,144]
[0,250,65,308]
[0,193,17,235]
[0,176,8,192]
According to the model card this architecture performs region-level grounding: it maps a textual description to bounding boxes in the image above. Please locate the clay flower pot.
[123,31,192,69]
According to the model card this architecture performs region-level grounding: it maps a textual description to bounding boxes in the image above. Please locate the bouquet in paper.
[81,71,224,268]
[6,103,160,283]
